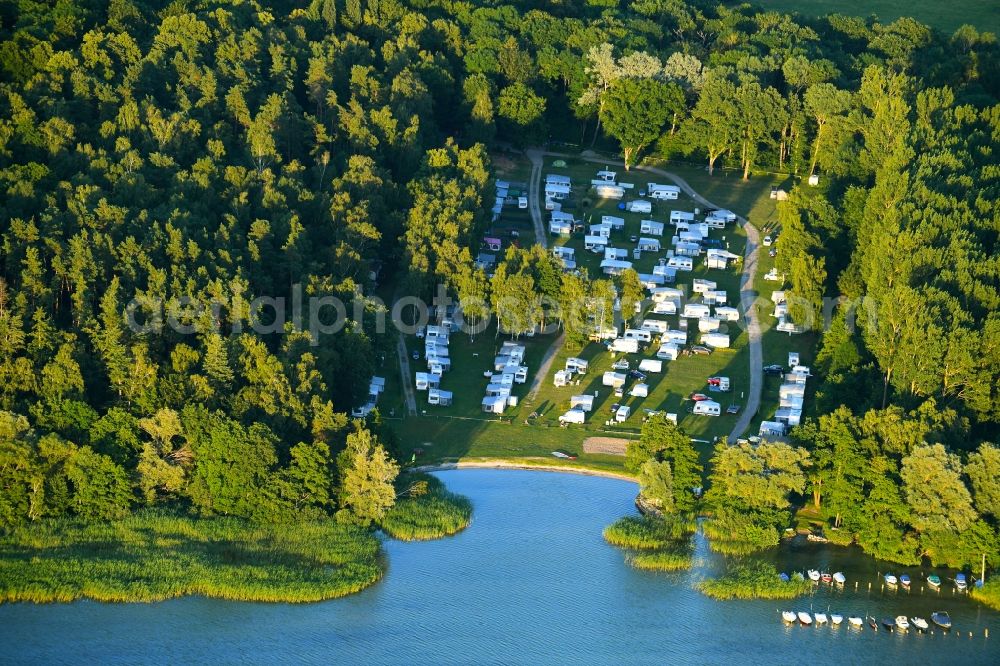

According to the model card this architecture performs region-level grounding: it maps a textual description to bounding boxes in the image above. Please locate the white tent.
[609,337,639,353]
[697,317,721,332]
[674,242,701,257]
[570,394,595,412]
[630,383,649,398]
[625,200,651,213]
[601,215,625,229]
[759,420,785,437]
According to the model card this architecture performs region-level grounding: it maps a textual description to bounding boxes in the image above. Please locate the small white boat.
[832,571,846,585]
[895,616,910,632]
[884,574,898,588]
[911,617,929,631]
[814,612,828,624]
[782,611,797,623]
[848,616,864,628]
[955,573,968,591]
[798,612,813,625]
[807,569,821,582]
[831,614,843,625]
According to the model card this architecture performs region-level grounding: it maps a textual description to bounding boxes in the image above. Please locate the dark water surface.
[1,469,997,665]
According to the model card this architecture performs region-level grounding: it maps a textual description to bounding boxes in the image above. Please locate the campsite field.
[745,0,999,35]
[389,152,820,470]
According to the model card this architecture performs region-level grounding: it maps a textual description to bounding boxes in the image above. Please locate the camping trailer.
[482,396,506,414]
[650,287,684,303]
[640,220,665,236]
[601,259,632,276]
[549,219,571,235]
[702,332,730,348]
[595,184,625,199]
[640,319,669,334]
[602,371,627,387]
[595,169,617,182]
[545,183,571,199]
[652,300,677,315]
[570,394,595,412]
[623,328,652,342]
[566,357,589,374]
[775,408,802,427]
[788,352,800,367]
[559,408,586,424]
[625,200,652,213]
[670,210,695,225]
[692,279,717,294]
[638,238,661,252]
[683,303,711,319]
[601,215,625,230]
[714,306,740,321]
[554,370,572,387]
[704,290,727,305]
[427,389,453,406]
[615,405,631,422]
[648,183,680,200]
[666,256,693,271]
[656,343,681,360]
[759,420,785,437]
[697,317,721,333]
[692,400,721,416]
[584,235,609,251]
[663,330,688,345]
[609,337,640,353]
[638,359,663,373]
[545,174,571,186]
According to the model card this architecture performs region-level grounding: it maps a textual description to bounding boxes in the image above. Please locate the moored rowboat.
[782,611,797,623]
[798,612,813,625]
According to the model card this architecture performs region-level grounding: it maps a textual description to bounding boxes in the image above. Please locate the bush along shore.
[697,561,813,600]
[603,514,696,571]
[379,473,473,541]
[0,512,383,604]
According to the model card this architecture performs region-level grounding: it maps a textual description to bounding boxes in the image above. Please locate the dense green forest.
[0,0,998,576]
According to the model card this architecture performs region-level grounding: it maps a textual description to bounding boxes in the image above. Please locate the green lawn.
[743,0,999,35]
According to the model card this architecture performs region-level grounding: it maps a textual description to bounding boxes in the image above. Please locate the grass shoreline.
[380,473,473,541]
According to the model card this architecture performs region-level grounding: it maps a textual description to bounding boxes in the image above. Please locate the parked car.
[630,234,638,243]
[726,404,741,414]
[762,235,773,246]
[763,364,784,376]
[690,345,712,355]
[628,370,647,381]
[701,238,723,249]
[690,393,710,401]
[412,350,420,360]
[614,387,624,398]
[769,247,777,257]
[612,359,630,370]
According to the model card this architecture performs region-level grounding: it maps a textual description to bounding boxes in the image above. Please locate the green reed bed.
[380,473,473,541]
[697,561,813,600]
[628,549,693,572]
[0,512,382,604]
[604,514,695,571]
[971,581,1000,611]
[603,515,693,550]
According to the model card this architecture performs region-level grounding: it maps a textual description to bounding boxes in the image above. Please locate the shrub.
[697,561,813,600]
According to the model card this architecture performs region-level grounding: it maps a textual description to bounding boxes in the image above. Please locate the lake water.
[1,469,997,665]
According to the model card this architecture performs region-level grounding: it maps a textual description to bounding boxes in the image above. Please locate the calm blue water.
[1,469,997,665]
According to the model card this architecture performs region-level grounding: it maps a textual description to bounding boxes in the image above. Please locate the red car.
[690,393,710,402]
